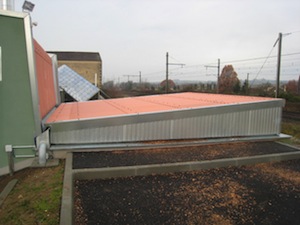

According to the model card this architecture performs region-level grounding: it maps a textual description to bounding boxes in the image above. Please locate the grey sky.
[15,0,300,83]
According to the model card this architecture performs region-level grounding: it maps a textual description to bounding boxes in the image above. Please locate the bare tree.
[219,65,240,94]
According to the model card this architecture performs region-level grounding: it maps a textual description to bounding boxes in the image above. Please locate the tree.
[160,79,175,91]
[233,80,241,94]
[102,81,114,89]
[219,65,240,94]
[286,80,298,95]
[256,82,274,97]
[120,81,133,91]
[298,75,300,95]
[241,79,249,94]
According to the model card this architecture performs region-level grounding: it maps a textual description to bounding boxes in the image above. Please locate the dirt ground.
[74,159,300,225]
[73,141,299,169]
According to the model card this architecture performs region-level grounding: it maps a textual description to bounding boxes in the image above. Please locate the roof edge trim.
[0,9,27,18]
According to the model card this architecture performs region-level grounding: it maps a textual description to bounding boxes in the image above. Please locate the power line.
[221,52,300,64]
[115,51,300,83]
[168,54,183,63]
[289,30,300,34]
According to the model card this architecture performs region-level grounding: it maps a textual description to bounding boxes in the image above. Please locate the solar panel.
[58,65,99,102]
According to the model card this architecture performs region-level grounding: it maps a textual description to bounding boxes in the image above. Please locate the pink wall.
[34,40,56,119]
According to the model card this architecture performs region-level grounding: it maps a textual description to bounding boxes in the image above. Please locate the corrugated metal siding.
[49,103,283,145]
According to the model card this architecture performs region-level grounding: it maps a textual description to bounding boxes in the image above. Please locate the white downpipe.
[39,142,47,165]
[94,73,97,86]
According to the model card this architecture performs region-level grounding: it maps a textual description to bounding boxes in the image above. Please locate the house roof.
[47,51,101,62]
[46,92,279,123]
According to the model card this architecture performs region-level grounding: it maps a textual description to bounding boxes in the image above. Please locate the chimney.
[0,0,15,11]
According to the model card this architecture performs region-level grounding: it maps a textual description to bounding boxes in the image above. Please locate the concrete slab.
[30,158,60,167]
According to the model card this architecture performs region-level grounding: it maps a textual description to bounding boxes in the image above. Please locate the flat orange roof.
[46,92,277,123]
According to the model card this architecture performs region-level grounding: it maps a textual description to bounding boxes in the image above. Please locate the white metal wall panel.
[49,103,283,145]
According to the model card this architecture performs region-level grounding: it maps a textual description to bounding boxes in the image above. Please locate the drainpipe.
[36,129,50,165]
[38,142,47,165]
[5,145,14,176]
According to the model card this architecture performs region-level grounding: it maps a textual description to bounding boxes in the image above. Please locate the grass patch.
[0,160,64,225]
[281,120,300,146]
[282,122,300,139]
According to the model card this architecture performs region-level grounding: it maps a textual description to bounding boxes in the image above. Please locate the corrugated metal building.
[45,92,285,145]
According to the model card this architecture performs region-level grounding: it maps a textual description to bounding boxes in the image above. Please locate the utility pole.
[217,58,220,93]
[139,71,141,84]
[205,58,220,93]
[123,72,142,89]
[123,75,132,82]
[275,33,282,98]
[274,32,292,98]
[123,72,142,84]
[247,73,249,95]
[165,52,185,93]
[166,52,169,93]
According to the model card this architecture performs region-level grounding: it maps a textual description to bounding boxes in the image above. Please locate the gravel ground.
[73,142,299,169]
[74,159,300,225]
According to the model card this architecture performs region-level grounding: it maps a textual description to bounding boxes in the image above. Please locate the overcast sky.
[15,0,300,83]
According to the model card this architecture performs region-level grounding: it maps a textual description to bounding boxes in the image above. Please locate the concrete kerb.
[0,179,18,208]
[52,134,291,158]
[60,153,73,225]
[60,143,300,225]
[73,151,300,180]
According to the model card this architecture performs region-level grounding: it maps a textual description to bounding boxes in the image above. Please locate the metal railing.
[5,145,36,175]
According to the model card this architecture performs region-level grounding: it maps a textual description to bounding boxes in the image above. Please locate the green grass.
[281,120,300,146]
[0,161,64,225]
